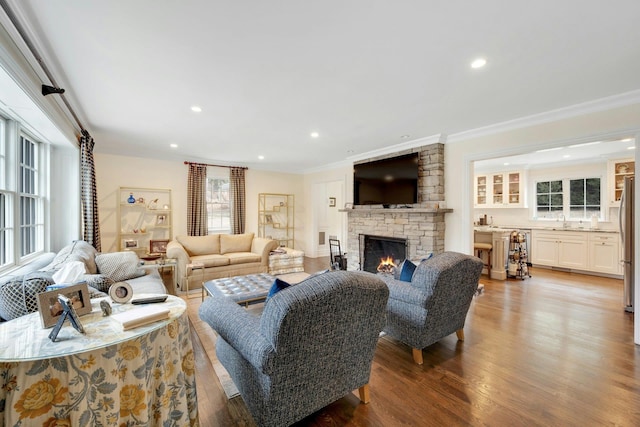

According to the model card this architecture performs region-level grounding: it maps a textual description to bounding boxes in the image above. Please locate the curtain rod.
[184,161,248,170]
[0,0,86,133]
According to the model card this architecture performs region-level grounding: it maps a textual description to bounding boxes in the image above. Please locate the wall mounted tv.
[354,153,419,205]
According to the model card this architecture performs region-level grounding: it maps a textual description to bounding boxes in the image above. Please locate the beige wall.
[95,153,304,253]
[446,103,640,254]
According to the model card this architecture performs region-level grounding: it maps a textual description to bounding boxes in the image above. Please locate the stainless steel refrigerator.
[619,176,634,313]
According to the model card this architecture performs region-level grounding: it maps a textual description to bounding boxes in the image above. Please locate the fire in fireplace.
[360,234,408,274]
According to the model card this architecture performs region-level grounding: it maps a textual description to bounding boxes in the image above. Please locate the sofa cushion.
[177,235,221,256]
[0,272,55,321]
[191,254,230,268]
[227,252,262,265]
[220,233,254,255]
[95,252,146,282]
[41,240,99,274]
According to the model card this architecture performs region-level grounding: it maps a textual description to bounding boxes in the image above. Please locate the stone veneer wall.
[346,143,447,270]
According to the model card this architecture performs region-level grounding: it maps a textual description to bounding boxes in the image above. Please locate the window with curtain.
[206,167,231,233]
[0,117,46,270]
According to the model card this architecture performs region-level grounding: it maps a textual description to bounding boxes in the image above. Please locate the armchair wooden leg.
[358,384,370,404]
[412,348,423,365]
[456,329,465,341]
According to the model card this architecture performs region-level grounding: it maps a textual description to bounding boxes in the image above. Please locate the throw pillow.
[95,251,146,282]
[267,278,291,299]
[0,273,55,321]
[81,274,116,293]
[399,259,417,282]
[41,240,99,274]
[220,233,254,254]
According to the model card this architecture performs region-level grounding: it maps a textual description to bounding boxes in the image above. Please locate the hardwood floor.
[189,258,640,426]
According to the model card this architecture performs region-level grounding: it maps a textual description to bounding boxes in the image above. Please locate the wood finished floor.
[186,258,640,426]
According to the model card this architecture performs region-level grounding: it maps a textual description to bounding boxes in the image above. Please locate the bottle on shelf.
[127,193,135,204]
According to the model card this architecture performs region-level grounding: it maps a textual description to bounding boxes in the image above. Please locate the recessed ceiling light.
[191,106,202,113]
[258,155,265,160]
[401,134,411,139]
[503,162,510,166]
[170,143,178,148]
[310,132,319,138]
[627,146,635,150]
[622,138,633,142]
[563,154,571,158]
[471,58,487,69]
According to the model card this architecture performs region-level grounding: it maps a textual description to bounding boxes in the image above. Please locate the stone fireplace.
[343,143,451,271]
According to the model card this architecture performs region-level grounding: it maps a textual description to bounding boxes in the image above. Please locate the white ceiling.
[6,1,640,172]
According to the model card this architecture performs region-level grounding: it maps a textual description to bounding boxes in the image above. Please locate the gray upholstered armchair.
[198,270,389,427]
[381,251,483,364]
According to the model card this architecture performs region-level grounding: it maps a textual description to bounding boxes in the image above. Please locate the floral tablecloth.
[0,296,198,426]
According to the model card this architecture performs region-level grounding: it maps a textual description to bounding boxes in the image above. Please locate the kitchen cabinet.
[474,171,526,208]
[531,230,588,270]
[608,158,634,206]
[588,232,621,275]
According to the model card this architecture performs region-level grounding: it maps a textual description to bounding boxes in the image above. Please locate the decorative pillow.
[0,273,55,321]
[41,240,98,274]
[220,233,254,255]
[267,278,291,299]
[81,274,115,293]
[399,259,417,282]
[95,252,146,282]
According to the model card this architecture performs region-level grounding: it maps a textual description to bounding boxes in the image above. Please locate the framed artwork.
[329,197,336,207]
[156,214,167,225]
[37,282,92,328]
[150,239,169,254]
[344,202,353,209]
[124,239,138,249]
[265,214,273,224]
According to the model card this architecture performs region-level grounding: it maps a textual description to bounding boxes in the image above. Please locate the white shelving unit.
[117,187,172,255]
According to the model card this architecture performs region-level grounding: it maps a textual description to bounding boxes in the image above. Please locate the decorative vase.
[127,193,135,204]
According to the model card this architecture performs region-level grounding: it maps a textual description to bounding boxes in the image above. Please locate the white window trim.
[531,173,606,222]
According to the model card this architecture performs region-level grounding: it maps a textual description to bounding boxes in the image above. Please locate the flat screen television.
[354,153,419,205]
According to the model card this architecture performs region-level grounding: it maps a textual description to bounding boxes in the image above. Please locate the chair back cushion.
[176,234,221,256]
[220,233,254,254]
[260,271,388,374]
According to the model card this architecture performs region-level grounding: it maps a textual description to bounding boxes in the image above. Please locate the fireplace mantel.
[340,208,453,214]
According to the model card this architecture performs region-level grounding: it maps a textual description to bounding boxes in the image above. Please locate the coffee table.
[202,273,276,305]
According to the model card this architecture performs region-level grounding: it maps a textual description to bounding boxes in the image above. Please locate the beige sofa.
[166,233,278,291]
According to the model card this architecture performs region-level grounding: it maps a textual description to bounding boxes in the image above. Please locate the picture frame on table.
[124,239,138,249]
[329,197,336,207]
[344,202,353,209]
[37,282,92,328]
[150,239,169,254]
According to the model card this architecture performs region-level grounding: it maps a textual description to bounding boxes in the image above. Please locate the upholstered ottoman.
[268,247,304,275]
[202,273,275,306]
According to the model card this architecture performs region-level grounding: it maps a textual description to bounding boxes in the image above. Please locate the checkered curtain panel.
[80,131,101,251]
[230,167,246,234]
[187,164,208,236]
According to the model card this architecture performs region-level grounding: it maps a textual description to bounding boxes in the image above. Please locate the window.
[0,122,45,269]
[536,180,563,217]
[569,178,601,219]
[206,171,230,233]
[535,177,601,220]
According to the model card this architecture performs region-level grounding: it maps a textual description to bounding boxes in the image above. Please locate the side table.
[141,257,177,287]
[0,295,198,425]
[269,247,305,275]
[185,262,205,298]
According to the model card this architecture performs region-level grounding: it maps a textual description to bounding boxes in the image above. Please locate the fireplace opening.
[360,234,408,274]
